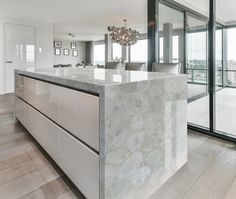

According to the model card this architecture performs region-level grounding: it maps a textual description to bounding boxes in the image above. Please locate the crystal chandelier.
[107,19,140,46]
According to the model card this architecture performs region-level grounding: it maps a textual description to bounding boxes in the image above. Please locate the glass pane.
[158,4,184,65]
[159,37,164,63]
[112,43,122,60]
[226,28,236,87]
[215,0,236,137]
[94,44,105,65]
[130,39,148,63]
[187,15,209,128]
[172,35,179,63]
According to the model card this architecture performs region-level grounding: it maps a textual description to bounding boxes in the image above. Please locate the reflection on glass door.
[158,4,184,65]
[215,0,236,138]
[187,15,209,129]
[215,27,236,137]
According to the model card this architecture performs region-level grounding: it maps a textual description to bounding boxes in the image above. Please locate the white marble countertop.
[15,68,186,92]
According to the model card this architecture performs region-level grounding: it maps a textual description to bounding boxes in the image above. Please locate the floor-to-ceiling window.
[151,0,236,141]
[130,39,148,63]
[186,14,209,128]
[226,28,236,87]
[172,35,179,63]
[112,43,122,60]
[94,43,105,65]
[215,0,236,138]
[159,35,179,63]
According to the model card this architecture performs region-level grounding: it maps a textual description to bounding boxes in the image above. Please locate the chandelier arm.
[108,19,139,46]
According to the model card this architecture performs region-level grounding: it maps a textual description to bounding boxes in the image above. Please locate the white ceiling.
[216,0,236,24]
[0,0,147,41]
[175,0,236,23]
[159,4,184,31]
[0,0,236,41]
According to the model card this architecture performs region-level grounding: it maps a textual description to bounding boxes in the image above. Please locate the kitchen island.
[14,68,187,199]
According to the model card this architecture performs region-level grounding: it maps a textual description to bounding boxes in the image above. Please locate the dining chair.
[152,63,180,74]
[125,62,145,71]
[53,64,61,68]
[105,62,119,70]
[61,64,72,68]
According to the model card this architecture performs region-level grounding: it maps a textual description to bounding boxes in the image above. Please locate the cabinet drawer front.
[60,87,99,151]
[24,77,60,122]
[59,130,99,199]
[15,74,24,98]
[24,101,60,161]
[15,97,25,125]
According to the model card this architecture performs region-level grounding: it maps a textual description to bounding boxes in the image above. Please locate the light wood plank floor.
[0,94,236,199]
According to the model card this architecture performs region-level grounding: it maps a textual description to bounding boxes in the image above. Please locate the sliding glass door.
[214,0,236,138]
[152,0,236,142]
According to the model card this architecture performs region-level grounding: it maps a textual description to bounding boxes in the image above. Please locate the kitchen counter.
[15,67,187,199]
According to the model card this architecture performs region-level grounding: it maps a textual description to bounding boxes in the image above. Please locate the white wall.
[53,40,86,67]
[0,19,4,94]
[0,17,54,94]
[35,23,54,68]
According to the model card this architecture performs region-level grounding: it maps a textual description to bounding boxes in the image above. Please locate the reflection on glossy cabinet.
[59,129,99,199]
[16,75,99,151]
[15,97,25,125]
[17,98,60,162]
[24,77,60,122]
[15,74,24,98]
[60,87,99,151]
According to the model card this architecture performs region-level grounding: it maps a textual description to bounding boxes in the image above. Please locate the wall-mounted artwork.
[54,48,61,56]
[72,50,78,57]
[64,49,70,56]
[71,42,76,49]
[54,41,62,48]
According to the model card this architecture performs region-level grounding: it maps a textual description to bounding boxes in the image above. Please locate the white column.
[163,23,173,63]
[105,34,112,62]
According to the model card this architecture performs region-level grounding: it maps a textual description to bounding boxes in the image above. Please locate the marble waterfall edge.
[103,77,187,199]
[15,68,187,199]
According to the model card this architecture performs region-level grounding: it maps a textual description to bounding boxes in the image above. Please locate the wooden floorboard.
[150,133,227,199]
[0,94,236,199]
[183,144,236,199]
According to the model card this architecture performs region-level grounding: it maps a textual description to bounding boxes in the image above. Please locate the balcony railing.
[187,60,236,87]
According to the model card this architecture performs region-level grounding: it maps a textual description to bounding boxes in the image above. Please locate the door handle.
[5,61,13,64]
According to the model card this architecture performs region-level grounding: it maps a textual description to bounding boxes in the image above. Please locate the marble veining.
[15,68,185,94]
[103,77,187,199]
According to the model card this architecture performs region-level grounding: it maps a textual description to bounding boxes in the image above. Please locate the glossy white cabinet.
[15,74,24,99]
[15,75,100,199]
[60,87,99,151]
[59,129,99,199]
[17,98,60,162]
[23,77,60,122]
[16,74,99,151]
[15,97,25,125]
[15,97,99,199]
[25,103,60,161]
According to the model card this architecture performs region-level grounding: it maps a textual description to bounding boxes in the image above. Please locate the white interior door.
[4,24,35,93]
